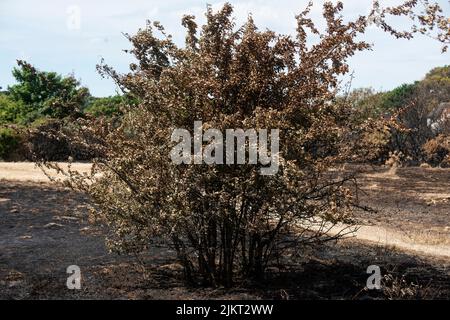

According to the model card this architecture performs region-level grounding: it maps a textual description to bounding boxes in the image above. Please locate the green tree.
[0,93,24,124]
[423,65,450,83]
[0,128,19,160]
[346,88,386,120]
[84,95,125,117]
[8,60,90,123]
[380,83,418,112]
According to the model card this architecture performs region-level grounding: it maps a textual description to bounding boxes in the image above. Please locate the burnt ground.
[353,165,450,244]
[0,166,449,300]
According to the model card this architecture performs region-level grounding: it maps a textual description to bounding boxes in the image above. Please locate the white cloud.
[0,0,449,96]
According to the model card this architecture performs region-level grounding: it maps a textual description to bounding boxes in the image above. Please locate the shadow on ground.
[0,180,449,300]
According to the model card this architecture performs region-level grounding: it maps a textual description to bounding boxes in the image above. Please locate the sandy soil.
[324,223,450,259]
[0,162,92,182]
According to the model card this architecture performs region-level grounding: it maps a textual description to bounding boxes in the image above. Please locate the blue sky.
[0,0,449,97]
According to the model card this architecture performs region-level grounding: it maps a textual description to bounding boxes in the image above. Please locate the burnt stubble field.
[1,164,448,300]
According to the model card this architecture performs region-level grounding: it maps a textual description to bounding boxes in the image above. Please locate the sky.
[0,0,449,97]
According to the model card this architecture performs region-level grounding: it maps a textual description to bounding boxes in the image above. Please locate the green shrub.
[0,94,24,124]
[84,95,124,117]
[380,83,418,112]
[7,60,90,124]
[0,128,19,160]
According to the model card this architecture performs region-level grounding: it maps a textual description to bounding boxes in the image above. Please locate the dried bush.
[39,2,449,287]
[0,127,19,160]
[381,273,435,300]
[24,120,99,161]
[422,134,450,167]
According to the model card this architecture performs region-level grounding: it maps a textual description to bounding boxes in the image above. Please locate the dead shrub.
[422,134,450,167]
[38,2,449,287]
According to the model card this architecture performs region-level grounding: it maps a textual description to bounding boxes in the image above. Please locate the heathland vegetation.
[1,62,448,166]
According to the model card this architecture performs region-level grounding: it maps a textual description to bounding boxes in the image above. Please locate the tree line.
[1,61,448,165]
[0,61,130,160]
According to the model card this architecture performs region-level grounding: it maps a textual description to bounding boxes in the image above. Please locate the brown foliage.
[39,2,449,287]
[422,134,450,167]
